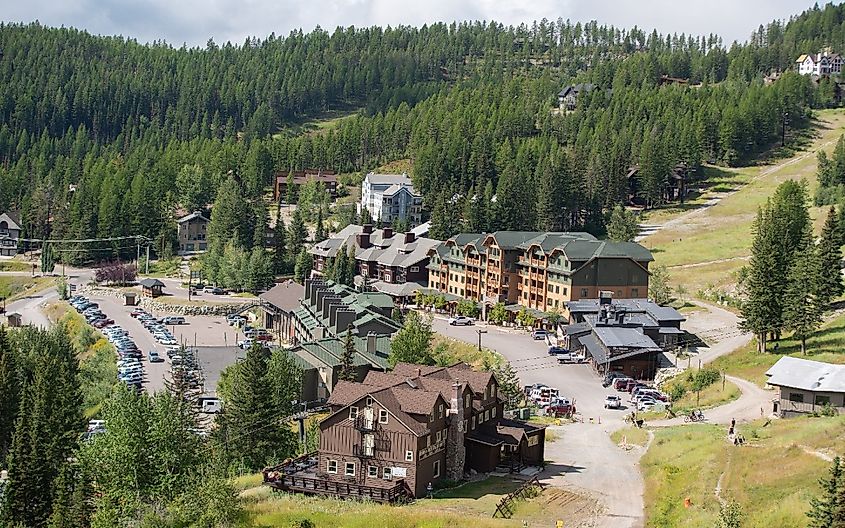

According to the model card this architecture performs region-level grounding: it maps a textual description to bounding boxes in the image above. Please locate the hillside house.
[626,163,694,206]
[263,362,545,501]
[796,51,843,76]
[259,280,305,342]
[766,357,845,417]
[273,169,338,201]
[358,173,423,227]
[176,210,209,255]
[0,212,21,257]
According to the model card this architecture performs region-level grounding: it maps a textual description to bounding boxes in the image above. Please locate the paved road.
[432,316,643,528]
[651,375,774,428]
[4,268,94,327]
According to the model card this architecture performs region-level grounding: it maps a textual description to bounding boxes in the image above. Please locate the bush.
[668,383,687,402]
[688,368,721,391]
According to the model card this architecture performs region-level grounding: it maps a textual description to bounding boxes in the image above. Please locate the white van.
[530,386,560,407]
[199,397,221,414]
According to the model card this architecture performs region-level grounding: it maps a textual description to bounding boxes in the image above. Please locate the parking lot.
[82,292,248,394]
[432,317,632,422]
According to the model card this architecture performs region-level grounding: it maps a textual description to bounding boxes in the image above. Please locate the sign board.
[191,271,201,279]
[392,467,407,478]
[69,284,77,292]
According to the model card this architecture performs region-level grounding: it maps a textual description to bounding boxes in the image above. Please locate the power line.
[18,235,148,244]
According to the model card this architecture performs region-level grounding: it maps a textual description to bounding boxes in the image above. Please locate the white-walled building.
[358,172,423,227]
[796,51,843,76]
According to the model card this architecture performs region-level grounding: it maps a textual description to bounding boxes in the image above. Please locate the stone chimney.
[382,227,393,239]
[404,232,415,244]
[445,382,466,481]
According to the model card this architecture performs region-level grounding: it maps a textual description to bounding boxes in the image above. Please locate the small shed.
[139,278,165,298]
[124,292,138,306]
[5,312,22,327]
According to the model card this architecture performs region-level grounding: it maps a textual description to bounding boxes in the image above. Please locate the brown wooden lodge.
[263,362,545,502]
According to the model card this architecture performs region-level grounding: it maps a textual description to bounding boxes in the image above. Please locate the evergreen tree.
[606,205,640,242]
[360,206,373,226]
[175,164,211,212]
[813,207,844,310]
[388,311,435,367]
[315,208,327,242]
[492,362,522,410]
[741,205,782,353]
[272,207,288,275]
[648,265,673,305]
[717,500,744,528]
[339,326,357,382]
[0,327,19,460]
[293,248,313,284]
[40,242,55,274]
[287,207,308,263]
[215,345,297,471]
[808,457,841,528]
[285,171,297,206]
[783,227,823,355]
[207,175,250,249]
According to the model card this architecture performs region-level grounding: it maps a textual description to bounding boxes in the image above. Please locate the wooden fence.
[492,476,546,519]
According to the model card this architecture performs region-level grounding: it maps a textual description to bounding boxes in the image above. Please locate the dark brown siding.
[466,442,499,472]
[522,429,545,465]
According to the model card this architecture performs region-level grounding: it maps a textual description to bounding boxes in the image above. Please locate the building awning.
[658,327,684,334]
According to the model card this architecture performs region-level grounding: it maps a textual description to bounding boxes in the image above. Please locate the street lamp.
[476,329,487,352]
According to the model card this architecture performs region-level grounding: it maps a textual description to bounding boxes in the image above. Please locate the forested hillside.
[2,3,845,260]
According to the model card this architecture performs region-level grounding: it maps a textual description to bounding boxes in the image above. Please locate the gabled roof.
[138,278,165,288]
[765,356,845,393]
[365,172,414,186]
[0,212,21,231]
[177,211,210,224]
[259,280,304,312]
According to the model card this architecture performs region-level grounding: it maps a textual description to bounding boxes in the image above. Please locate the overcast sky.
[0,0,828,47]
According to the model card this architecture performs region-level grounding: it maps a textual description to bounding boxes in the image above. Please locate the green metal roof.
[355,292,395,310]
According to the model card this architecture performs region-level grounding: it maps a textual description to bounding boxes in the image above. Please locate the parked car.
[129,309,146,318]
[161,316,186,325]
[637,397,660,411]
[148,351,164,363]
[548,346,568,355]
[203,286,224,295]
[531,329,548,340]
[613,377,633,391]
[119,372,143,383]
[448,315,474,326]
[604,395,622,409]
[546,399,573,417]
[238,338,254,349]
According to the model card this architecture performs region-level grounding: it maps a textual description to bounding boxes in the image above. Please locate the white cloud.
[0,0,824,47]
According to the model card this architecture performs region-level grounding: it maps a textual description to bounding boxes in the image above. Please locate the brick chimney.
[356,232,372,249]
[382,227,393,239]
[445,382,466,481]
[404,232,415,244]
[362,224,374,234]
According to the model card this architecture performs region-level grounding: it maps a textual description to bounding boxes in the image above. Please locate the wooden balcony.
[263,453,409,503]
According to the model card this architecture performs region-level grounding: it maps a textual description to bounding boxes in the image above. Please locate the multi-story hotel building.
[427,231,653,315]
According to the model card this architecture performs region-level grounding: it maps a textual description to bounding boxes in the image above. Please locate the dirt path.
[541,423,646,528]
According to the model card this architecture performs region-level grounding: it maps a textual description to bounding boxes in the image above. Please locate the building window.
[492,407,497,418]
[464,394,470,408]
[472,416,476,429]
[484,386,489,399]
[815,395,831,406]
[366,397,373,407]
[345,462,355,477]
[493,385,497,398]
[383,467,392,480]
[631,288,639,297]
[463,419,468,431]
[368,465,378,477]
[788,393,804,403]
[379,409,389,423]
[427,435,431,447]
[327,460,338,474]
[485,410,490,422]
[410,266,419,272]
[581,288,588,297]
[349,407,358,420]
[438,404,444,418]
[436,430,442,443]
[405,450,414,462]
[433,460,441,478]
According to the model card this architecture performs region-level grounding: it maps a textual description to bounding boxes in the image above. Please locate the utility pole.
[476,328,487,352]
[145,243,150,275]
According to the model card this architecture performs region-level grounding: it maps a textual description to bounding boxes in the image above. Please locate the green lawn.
[643,109,845,293]
[642,416,844,528]
[0,275,54,301]
[610,426,650,447]
[0,260,31,272]
[660,375,741,413]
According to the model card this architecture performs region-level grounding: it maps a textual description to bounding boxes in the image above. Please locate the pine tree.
[388,311,435,367]
[360,206,373,226]
[287,207,308,263]
[315,208,327,242]
[648,265,672,305]
[293,249,313,284]
[783,227,823,355]
[272,207,288,275]
[808,457,841,528]
[285,171,297,206]
[741,205,782,353]
[339,326,357,382]
[208,175,250,249]
[606,205,640,242]
[0,327,19,460]
[40,242,55,274]
[492,361,522,409]
[813,207,844,311]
